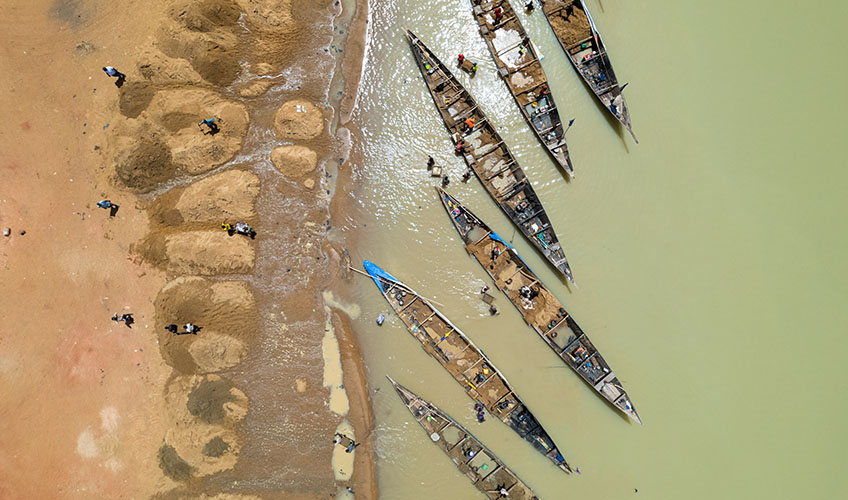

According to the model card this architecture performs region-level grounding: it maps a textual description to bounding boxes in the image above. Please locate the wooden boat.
[364,260,572,472]
[470,0,575,177]
[437,187,641,424]
[387,375,541,499]
[540,0,636,142]
[405,29,575,283]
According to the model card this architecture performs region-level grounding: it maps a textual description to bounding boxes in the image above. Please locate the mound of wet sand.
[146,88,249,174]
[270,145,318,179]
[237,80,274,97]
[135,47,206,85]
[188,332,246,373]
[160,374,247,479]
[113,130,178,192]
[111,88,248,192]
[153,276,256,373]
[135,230,254,275]
[274,100,325,140]
[235,0,300,68]
[157,0,243,86]
[149,169,260,226]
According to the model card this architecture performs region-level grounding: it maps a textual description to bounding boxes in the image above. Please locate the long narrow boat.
[364,260,572,472]
[437,187,641,424]
[470,0,574,177]
[387,376,540,500]
[540,0,636,142]
[406,29,575,283]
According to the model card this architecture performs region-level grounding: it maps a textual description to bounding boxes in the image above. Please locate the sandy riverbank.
[0,0,374,498]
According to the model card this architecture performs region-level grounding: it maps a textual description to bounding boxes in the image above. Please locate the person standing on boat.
[494,7,503,24]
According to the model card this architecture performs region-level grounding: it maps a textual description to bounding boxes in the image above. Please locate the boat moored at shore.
[437,187,641,424]
[406,29,575,282]
[363,260,573,472]
[387,375,541,499]
[540,0,636,141]
[470,0,575,176]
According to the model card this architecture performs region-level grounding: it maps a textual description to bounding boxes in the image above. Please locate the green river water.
[337,1,848,498]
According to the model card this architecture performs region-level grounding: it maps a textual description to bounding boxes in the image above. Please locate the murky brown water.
[338,0,848,498]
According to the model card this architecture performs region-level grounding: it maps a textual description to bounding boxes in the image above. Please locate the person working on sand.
[442,175,450,187]
[112,313,134,328]
[184,323,198,335]
[199,117,220,135]
[427,156,435,169]
[97,199,119,216]
[164,324,178,334]
[102,66,126,86]
[462,169,472,182]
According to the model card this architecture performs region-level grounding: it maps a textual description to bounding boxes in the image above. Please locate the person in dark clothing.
[102,66,126,87]
[112,312,134,328]
[199,118,220,135]
[462,169,472,182]
[427,156,435,169]
[442,175,450,187]
[164,324,179,334]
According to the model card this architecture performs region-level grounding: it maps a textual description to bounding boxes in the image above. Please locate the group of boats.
[362,1,638,497]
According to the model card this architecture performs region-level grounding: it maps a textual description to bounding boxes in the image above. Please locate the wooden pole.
[347,266,446,307]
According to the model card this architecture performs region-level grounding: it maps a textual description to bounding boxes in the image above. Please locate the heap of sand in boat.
[437,187,641,424]
[406,29,575,283]
[471,0,575,176]
[540,0,636,141]
[387,376,540,500]
[363,260,573,473]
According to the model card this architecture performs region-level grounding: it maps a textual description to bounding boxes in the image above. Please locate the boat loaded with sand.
[437,187,641,424]
[540,0,636,141]
[405,29,575,283]
[363,260,573,472]
[387,376,541,499]
[470,0,575,177]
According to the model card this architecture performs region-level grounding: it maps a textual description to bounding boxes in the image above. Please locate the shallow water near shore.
[341,0,848,498]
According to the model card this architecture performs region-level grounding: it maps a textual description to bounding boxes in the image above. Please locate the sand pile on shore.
[154,277,256,373]
[135,230,255,275]
[270,145,318,179]
[176,170,260,222]
[274,100,325,140]
[157,0,243,86]
[147,169,259,226]
[159,374,247,479]
[111,87,249,192]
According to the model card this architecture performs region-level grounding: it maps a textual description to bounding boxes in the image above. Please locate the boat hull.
[387,376,541,499]
[364,260,573,471]
[471,0,575,176]
[405,29,575,282]
[437,187,642,424]
[541,0,636,141]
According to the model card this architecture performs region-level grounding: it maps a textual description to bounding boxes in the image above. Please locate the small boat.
[470,0,575,176]
[437,187,641,424]
[364,260,572,472]
[540,0,636,142]
[405,29,575,283]
[387,375,541,499]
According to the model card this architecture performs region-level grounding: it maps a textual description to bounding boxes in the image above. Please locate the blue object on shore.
[376,314,385,326]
